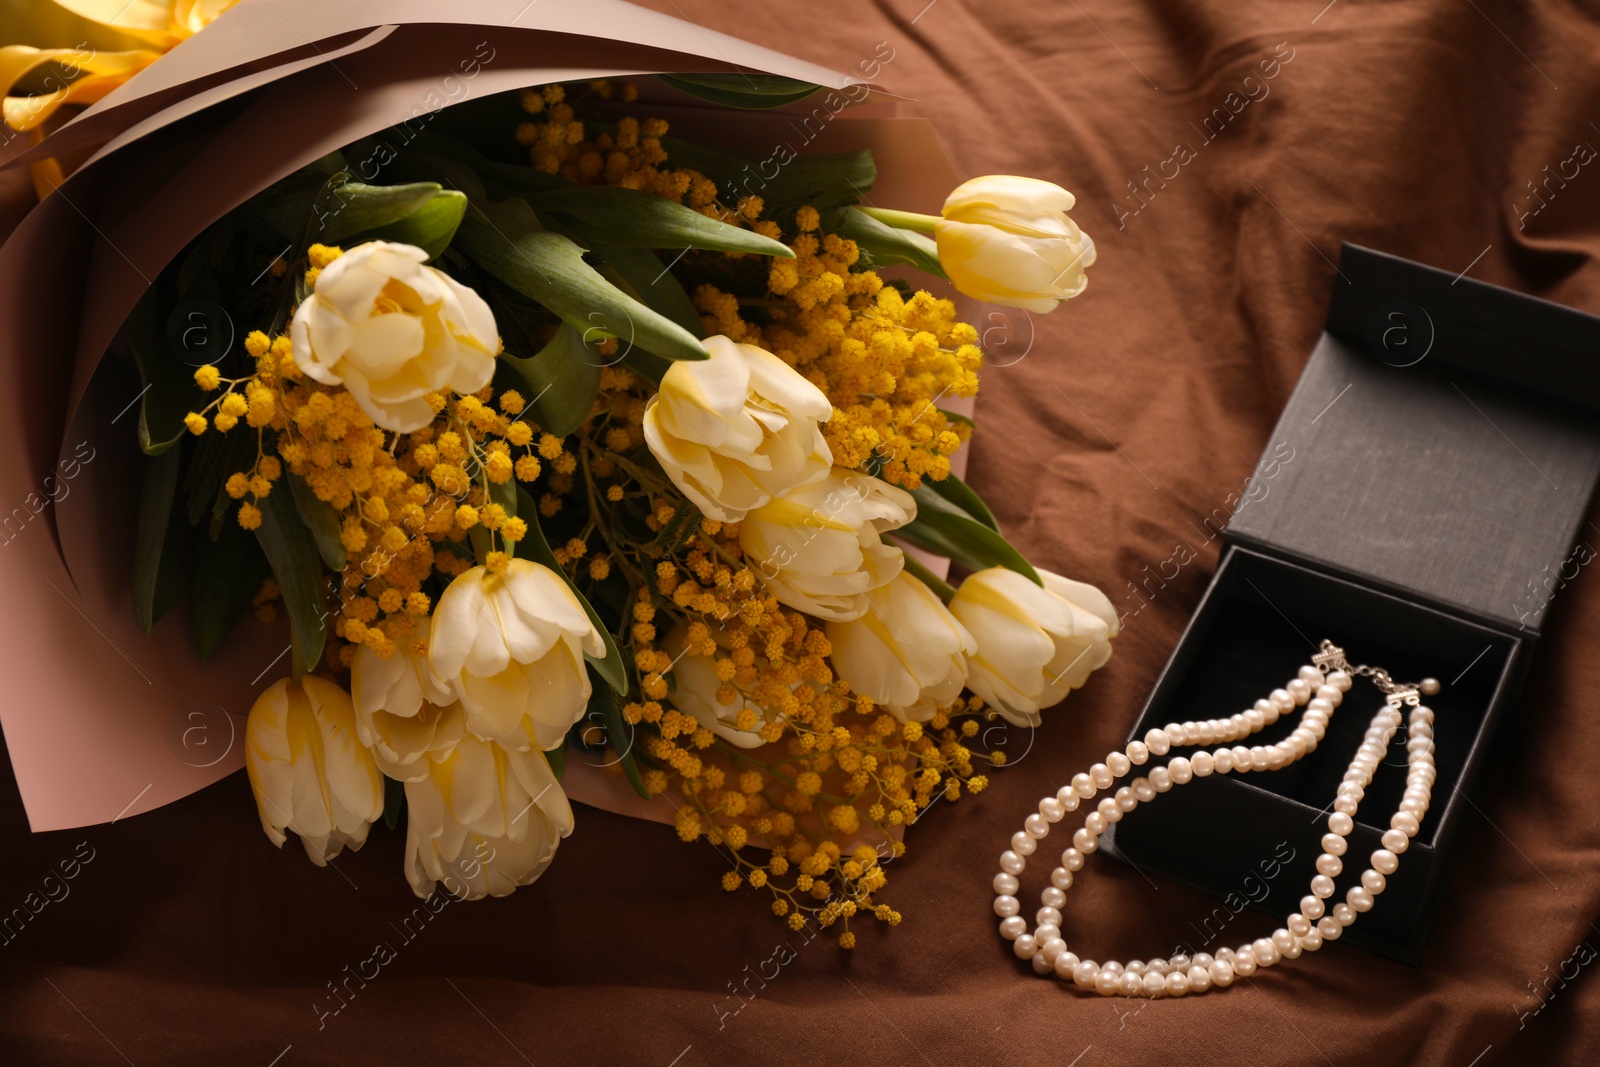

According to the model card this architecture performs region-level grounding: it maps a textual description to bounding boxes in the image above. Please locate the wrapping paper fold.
[0,0,965,832]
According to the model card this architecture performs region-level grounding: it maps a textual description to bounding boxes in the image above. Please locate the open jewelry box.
[1102,244,1600,964]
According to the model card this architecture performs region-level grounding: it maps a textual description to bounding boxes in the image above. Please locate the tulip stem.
[858,207,940,234]
[901,555,957,604]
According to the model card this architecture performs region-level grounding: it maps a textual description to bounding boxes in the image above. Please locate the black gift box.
[1102,244,1600,964]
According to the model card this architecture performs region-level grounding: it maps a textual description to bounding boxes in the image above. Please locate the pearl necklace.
[993,640,1440,996]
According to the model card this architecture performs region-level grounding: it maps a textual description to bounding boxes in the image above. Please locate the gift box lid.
[1225,244,1600,635]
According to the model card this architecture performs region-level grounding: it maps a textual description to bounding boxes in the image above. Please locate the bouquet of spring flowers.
[4,2,1113,949]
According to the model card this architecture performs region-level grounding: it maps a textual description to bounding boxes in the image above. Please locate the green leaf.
[937,406,974,429]
[382,776,405,831]
[316,181,440,241]
[125,286,201,456]
[895,484,1040,585]
[456,196,709,363]
[287,472,347,572]
[919,472,999,533]
[589,675,650,799]
[254,485,329,677]
[348,189,467,260]
[183,424,254,529]
[839,206,945,278]
[527,186,793,258]
[495,321,602,438]
[595,246,704,337]
[191,517,272,660]
[517,486,627,694]
[659,73,821,110]
[133,447,186,632]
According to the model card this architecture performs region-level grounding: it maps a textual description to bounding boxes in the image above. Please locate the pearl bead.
[1051,867,1075,891]
[1315,853,1343,878]
[1188,964,1211,992]
[1000,850,1026,875]
[1145,729,1171,756]
[1311,874,1335,898]
[1287,678,1312,704]
[1040,797,1065,822]
[1126,740,1149,765]
[1420,677,1441,696]
[1039,938,1066,964]
[1054,951,1081,980]
[1165,723,1186,745]
[1333,795,1359,815]
[1143,971,1166,996]
[1036,922,1061,943]
[1391,812,1420,836]
[1322,833,1347,856]
[1169,757,1193,784]
[1095,970,1120,996]
[1126,960,1146,975]
[993,872,1018,895]
[1272,928,1297,953]
[1362,870,1387,894]
[994,895,1020,918]
[1270,688,1295,711]
[1042,887,1067,910]
[1072,773,1095,798]
[1192,751,1215,776]
[1073,961,1099,989]
[1328,812,1354,836]
[1288,913,1311,937]
[1014,934,1038,959]
[1166,972,1190,996]
[1084,812,1107,836]
[1298,665,1324,685]
[1091,763,1114,789]
[1315,685,1342,706]
[1213,748,1235,773]
[1056,787,1080,810]
[1098,798,1121,823]
[1232,745,1253,771]
[1061,848,1084,871]
[1033,952,1055,975]
[1299,928,1323,952]
[1333,903,1357,927]
[1149,767,1172,792]
[1301,895,1325,920]
[1115,787,1138,812]
[1000,916,1027,940]
[1347,887,1374,912]
[1012,832,1037,856]
[1025,814,1050,838]
[1328,670,1352,692]
[1169,954,1190,970]
[1252,938,1280,966]
[1209,960,1234,987]
[1119,972,1143,996]
[1132,778,1156,802]
[1371,849,1399,875]
[1107,752,1131,777]
[1233,953,1257,978]
[1073,828,1098,853]
[1318,917,1342,940]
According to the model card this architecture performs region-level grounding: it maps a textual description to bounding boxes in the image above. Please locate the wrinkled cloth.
[3,0,1600,1063]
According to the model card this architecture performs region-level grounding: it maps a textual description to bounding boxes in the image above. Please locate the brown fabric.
[4,0,1600,1063]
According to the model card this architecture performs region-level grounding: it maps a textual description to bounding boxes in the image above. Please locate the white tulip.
[403,730,572,900]
[669,641,771,748]
[827,570,976,722]
[740,469,914,621]
[290,240,498,433]
[935,175,1096,313]
[429,559,604,752]
[642,334,832,522]
[950,566,1119,726]
[244,676,384,865]
[350,618,463,779]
